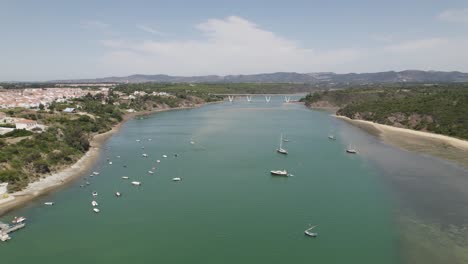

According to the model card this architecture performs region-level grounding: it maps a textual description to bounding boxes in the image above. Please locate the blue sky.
[1,0,468,81]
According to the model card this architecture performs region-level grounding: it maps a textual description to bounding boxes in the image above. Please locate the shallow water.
[1,96,467,263]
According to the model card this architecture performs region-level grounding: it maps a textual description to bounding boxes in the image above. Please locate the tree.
[39,103,45,110]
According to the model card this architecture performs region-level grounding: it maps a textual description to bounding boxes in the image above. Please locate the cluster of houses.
[0,112,42,135]
[0,88,109,109]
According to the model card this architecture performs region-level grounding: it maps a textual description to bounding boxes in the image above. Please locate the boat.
[346,144,357,154]
[131,181,142,186]
[92,172,99,175]
[162,155,168,158]
[276,134,288,155]
[172,177,181,181]
[86,181,90,185]
[117,155,121,158]
[44,202,54,206]
[304,225,318,237]
[12,216,26,224]
[190,140,195,145]
[148,171,154,174]
[92,191,98,197]
[122,176,129,179]
[328,135,336,140]
[156,160,161,163]
[91,200,98,207]
[142,154,148,158]
[115,192,121,197]
[93,208,100,213]
[148,138,152,141]
[270,170,289,176]
[136,139,141,142]
[109,161,113,165]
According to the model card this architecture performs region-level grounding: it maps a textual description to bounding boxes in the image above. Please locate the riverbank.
[0,103,211,216]
[335,115,468,168]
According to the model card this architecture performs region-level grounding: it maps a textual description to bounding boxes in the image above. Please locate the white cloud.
[136,24,165,36]
[437,8,468,23]
[98,16,359,75]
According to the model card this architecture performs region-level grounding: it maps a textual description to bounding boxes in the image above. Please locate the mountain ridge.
[51,70,468,84]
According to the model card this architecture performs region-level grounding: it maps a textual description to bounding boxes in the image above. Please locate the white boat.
[122,176,129,179]
[44,202,54,206]
[346,144,357,154]
[109,161,113,165]
[86,181,90,185]
[270,170,288,176]
[162,155,168,158]
[328,135,336,140]
[156,160,161,163]
[148,138,152,141]
[92,172,99,175]
[190,140,195,145]
[136,139,141,142]
[172,177,181,181]
[276,134,288,155]
[12,216,26,224]
[131,181,141,186]
[148,171,154,174]
[117,155,121,158]
[142,154,148,158]
[91,200,98,207]
[304,225,318,237]
[92,191,98,197]
[93,208,100,213]
[115,192,121,197]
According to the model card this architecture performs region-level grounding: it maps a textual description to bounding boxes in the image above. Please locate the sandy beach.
[336,115,468,168]
[0,104,210,216]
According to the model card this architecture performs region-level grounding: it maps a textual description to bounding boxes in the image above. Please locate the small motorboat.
[148,171,154,174]
[190,141,195,145]
[162,155,168,158]
[12,216,26,224]
[156,160,161,163]
[131,181,142,186]
[115,192,121,197]
[270,170,289,176]
[142,154,148,158]
[92,191,98,197]
[122,176,129,180]
[346,144,357,154]
[117,155,121,158]
[91,200,98,207]
[328,135,336,140]
[136,139,141,142]
[109,161,113,165]
[44,202,54,206]
[86,181,90,185]
[148,138,152,141]
[304,225,318,237]
[92,172,99,175]
[93,208,100,213]
[172,177,181,181]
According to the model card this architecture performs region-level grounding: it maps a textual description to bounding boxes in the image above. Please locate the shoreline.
[335,115,468,168]
[0,103,212,216]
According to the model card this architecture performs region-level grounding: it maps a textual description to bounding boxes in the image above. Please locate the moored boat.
[172,177,181,181]
[131,181,141,186]
[270,170,289,176]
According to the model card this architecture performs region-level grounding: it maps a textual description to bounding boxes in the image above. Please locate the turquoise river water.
[2,96,468,263]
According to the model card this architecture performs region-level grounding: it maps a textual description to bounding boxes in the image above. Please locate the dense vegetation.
[114,83,317,96]
[301,84,468,140]
[0,94,123,191]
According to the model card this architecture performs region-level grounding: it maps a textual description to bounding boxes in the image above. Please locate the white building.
[15,119,38,130]
[0,183,7,196]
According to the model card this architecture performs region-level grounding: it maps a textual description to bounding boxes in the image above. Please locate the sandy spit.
[335,115,468,167]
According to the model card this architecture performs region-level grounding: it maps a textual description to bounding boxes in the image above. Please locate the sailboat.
[276,134,288,154]
[304,225,318,237]
[346,144,357,154]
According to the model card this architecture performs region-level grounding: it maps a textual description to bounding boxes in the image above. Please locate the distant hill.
[52,70,468,84]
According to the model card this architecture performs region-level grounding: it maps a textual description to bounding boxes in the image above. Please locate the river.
[1,96,467,263]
